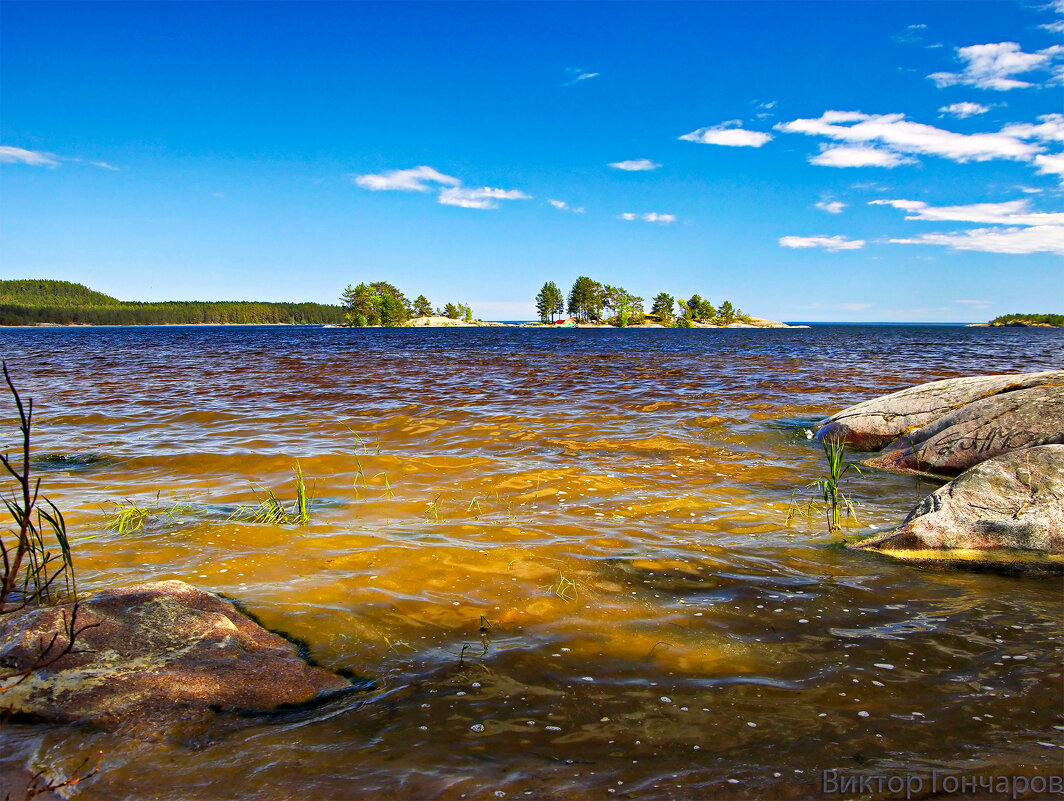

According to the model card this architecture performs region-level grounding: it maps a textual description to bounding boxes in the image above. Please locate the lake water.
[1,324,1062,799]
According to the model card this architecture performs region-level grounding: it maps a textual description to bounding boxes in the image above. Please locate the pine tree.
[567,277,604,322]
[535,281,564,323]
[651,292,675,325]
[413,295,433,317]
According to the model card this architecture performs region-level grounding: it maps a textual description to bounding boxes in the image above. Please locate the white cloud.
[908,23,927,30]
[1002,113,1064,143]
[815,200,847,214]
[953,299,991,307]
[889,225,1064,255]
[354,165,461,192]
[1034,152,1064,179]
[928,42,1060,90]
[548,199,585,213]
[777,110,1040,164]
[869,198,1064,225]
[939,102,990,118]
[564,67,599,85]
[0,146,59,167]
[680,121,772,147]
[355,165,529,210]
[438,186,531,210]
[90,161,120,171]
[1042,20,1064,34]
[779,235,865,251]
[608,159,661,171]
[621,212,676,224]
[809,145,915,168]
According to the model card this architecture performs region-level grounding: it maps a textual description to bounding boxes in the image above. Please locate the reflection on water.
[1,325,1062,799]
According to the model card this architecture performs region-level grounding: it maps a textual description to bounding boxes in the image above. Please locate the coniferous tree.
[718,300,735,325]
[535,281,564,323]
[651,292,675,325]
[567,277,605,322]
[413,295,434,317]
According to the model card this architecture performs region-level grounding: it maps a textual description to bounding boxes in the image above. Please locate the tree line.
[0,280,344,326]
[340,282,472,327]
[989,313,1064,327]
[536,277,747,327]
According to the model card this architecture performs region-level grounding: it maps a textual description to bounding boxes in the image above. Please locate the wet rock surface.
[816,371,1063,451]
[864,384,1064,477]
[0,580,355,724]
[852,445,1064,574]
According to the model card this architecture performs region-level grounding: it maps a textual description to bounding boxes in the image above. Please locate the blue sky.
[1,1,1062,322]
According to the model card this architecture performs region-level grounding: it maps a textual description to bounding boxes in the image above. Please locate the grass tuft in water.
[230,464,313,525]
[543,571,579,601]
[796,437,861,533]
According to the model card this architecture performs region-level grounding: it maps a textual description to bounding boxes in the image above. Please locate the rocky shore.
[816,370,1064,573]
[405,315,801,328]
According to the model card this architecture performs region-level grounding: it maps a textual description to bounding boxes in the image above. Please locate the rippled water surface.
[1,325,1062,799]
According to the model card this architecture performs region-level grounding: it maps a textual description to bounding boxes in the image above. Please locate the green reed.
[105,495,194,534]
[1,361,78,606]
[797,437,861,533]
[231,464,312,525]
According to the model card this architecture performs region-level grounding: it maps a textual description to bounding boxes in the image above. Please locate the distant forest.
[989,313,1064,327]
[0,280,345,326]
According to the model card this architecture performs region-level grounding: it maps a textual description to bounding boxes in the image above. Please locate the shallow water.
[1,324,1062,799]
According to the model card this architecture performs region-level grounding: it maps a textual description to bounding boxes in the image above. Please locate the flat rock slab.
[852,445,1064,575]
[865,384,1064,477]
[816,371,1064,451]
[0,580,354,724]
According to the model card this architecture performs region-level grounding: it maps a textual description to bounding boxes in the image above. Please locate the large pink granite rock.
[0,580,353,724]
[816,371,1063,451]
[864,385,1064,477]
[852,445,1064,574]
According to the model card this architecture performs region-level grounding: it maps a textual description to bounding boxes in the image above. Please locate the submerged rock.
[816,371,1064,451]
[865,384,1064,477]
[0,580,354,724]
[852,445,1064,574]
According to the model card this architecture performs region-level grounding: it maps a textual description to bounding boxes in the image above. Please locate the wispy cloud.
[870,198,1064,225]
[889,225,1064,255]
[928,42,1061,90]
[438,186,530,210]
[564,67,599,85]
[680,120,772,147]
[621,212,676,224]
[1002,113,1064,143]
[355,165,529,210]
[548,199,585,214]
[777,110,1041,164]
[354,165,461,192]
[779,234,865,250]
[810,145,915,168]
[0,146,59,167]
[815,200,847,214]
[939,102,990,118]
[608,158,661,171]
[90,161,120,171]
[953,299,991,308]
[875,196,1064,254]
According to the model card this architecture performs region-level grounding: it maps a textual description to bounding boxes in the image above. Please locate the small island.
[987,313,1064,327]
